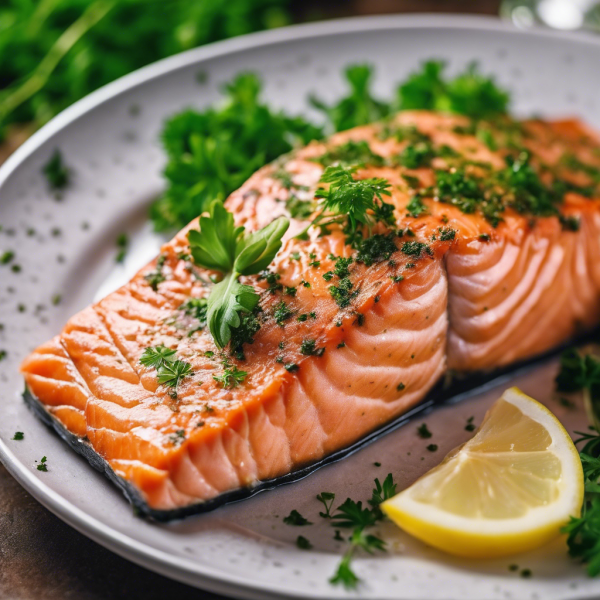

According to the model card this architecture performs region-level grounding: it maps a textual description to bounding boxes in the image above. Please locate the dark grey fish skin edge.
[22,328,597,522]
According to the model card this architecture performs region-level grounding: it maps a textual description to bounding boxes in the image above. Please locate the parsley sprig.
[556,349,600,430]
[297,165,393,243]
[139,345,192,390]
[328,473,397,589]
[188,201,289,348]
[556,349,600,575]
[562,429,600,575]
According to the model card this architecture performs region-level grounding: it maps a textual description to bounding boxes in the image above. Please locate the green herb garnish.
[283,509,312,526]
[139,345,176,369]
[153,73,322,230]
[561,426,600,575]
[37,456,48,472]
[12,432,24,441]
[398,60,510,120]
[213,360,248,388]
[328,474,396,589]
[310,65,390,132]
[296,535,313,550]
[310,165,393,235]
[157,359,193,389]
[42,150,70,191]
[317,492,336,518]
[417,423,432,438]
[188,201,289,348]
[556,349,600,432]
[314,140,385,168]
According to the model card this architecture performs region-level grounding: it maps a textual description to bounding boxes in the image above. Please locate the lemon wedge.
[382,387,584,558]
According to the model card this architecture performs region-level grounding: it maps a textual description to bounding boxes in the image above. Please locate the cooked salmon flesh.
[21,110,600,516]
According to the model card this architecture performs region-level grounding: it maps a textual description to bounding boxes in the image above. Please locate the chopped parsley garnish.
[0,350,6,362]
[115,233,128,263]
[398,141,436,169]
[169,429,186,446]
[42,150,70,191]
[229,311,261,360]
[401,241,432,257]
[188,201,288,348]
[283,509,312,526]
[0,250,14,265]
[178,297,208,324]
[37,456,48,472]
[296,535,312,550]
[286,195,315,220]
[274,300,293,326]
[314,140,385,168]
[406,196,428,218]
[284,362,299,373]
[144,254,167,291]
[213,360,247,389]
[329,277,357,308]
[12,431,24,440]
[465,416,476,432]
[258,270,282,294]
[439,227,456,241]
[299,339,325,357]
[427,444,438,452]
[417,423,432,438]
[356,233,397,266]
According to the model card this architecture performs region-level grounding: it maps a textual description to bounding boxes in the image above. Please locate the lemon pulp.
[382,387,584,558]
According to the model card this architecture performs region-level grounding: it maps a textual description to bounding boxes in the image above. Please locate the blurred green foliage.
[0,0,291,137]
[152,73,323,231]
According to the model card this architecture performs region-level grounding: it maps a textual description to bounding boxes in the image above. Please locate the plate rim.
[2,12,600,599]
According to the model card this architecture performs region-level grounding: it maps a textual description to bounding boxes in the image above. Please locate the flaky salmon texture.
[21,110,600,518]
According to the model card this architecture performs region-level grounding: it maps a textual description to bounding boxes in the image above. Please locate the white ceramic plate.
[1,14,600,600]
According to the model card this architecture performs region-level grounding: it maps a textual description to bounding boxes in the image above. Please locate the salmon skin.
[21,110,600,520]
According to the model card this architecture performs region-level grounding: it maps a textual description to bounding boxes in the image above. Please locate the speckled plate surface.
[1,14,600,600]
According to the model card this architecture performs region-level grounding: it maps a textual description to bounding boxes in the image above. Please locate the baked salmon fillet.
[21,110,600,519]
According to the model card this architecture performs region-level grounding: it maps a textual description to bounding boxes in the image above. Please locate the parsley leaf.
[188,201,289,348]
[139,345,176,369]
[296,535,312,550]
[328,474,396,589]
[556,349,600,431]
[42,150,70,191]
[316,492,336,518]
[314,140,385,168]
[303,165,393,240]
[12,431,24,441]
[310,65,391,132]
[283,509,312,526]
[153,73,322,230]
[398,60,509,120]
[37,456,48,472]
[369,473,397,508]
[156,359,193,388]
[212,360,248,388]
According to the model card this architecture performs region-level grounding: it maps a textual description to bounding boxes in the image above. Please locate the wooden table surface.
[0,3,504,599]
